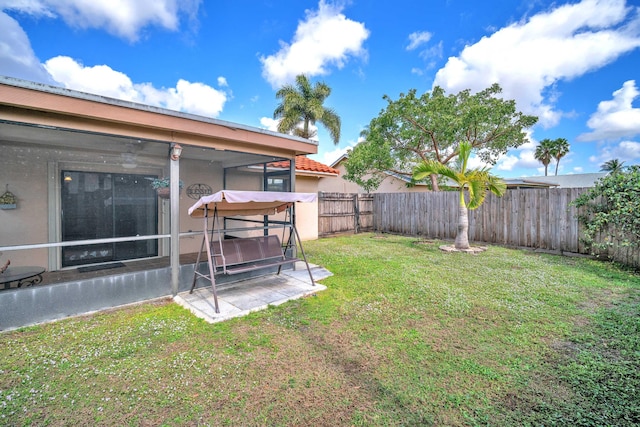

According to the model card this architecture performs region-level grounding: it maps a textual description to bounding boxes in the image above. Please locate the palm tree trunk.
[455,194,470,250]
[303,119,310,138]
[430,174,440,191]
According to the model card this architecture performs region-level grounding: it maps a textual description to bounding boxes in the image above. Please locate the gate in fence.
[318,192,374,237]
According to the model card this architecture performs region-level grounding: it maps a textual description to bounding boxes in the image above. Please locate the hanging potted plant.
[0,185,17,209]
[151,177,184,199]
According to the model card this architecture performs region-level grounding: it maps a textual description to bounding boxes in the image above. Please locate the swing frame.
[187,190,317,313]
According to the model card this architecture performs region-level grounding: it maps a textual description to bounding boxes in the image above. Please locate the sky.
[1,0,639,178]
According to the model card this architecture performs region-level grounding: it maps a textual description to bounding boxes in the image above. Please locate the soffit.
[0,79,317,159]
[0,121,285,168]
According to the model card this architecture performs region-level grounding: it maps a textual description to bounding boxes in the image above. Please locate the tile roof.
[270,156,339,175]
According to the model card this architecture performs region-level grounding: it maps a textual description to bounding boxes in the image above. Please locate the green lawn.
[1,234,639,426]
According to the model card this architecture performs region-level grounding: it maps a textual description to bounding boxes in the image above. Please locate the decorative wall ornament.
[0,184,17,209]
[186,183,213,200]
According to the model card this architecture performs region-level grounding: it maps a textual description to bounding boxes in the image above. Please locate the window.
[266,177,289,192]
[61,171,158,266]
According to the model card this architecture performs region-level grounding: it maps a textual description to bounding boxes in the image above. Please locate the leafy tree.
[572,166,640,253]
[343,83,537,191]
[534,138,554,176]
[600,158,626,175]
[273,74,341,144]
[413,141,507,250]
[549,137,569,176]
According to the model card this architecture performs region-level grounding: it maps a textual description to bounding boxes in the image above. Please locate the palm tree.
[600,158,625,175]
[534,139,554,176]
[413,141,506,250]
[550,138,570,176]
[273,74,341,144]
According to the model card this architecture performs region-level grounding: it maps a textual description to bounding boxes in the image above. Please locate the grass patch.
[1,233,638,426]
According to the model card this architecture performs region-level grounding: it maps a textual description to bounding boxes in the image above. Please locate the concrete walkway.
[173,262,331,323]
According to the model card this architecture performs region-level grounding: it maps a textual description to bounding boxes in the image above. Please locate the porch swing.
[187,190,317,313]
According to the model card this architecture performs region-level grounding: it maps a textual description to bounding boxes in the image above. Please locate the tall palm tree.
[534,139,554,176]
[413,141,506,250]
[273,74,341,144]
[600,158,625,175]
[550,137,570,176]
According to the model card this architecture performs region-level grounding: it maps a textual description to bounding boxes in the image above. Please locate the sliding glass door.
[61,171,158,267]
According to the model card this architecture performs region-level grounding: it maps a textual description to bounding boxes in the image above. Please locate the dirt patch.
[550,339,582,358]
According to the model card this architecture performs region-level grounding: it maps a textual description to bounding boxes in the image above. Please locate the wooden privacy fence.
[372,189,640,269]
[318,192,374,236]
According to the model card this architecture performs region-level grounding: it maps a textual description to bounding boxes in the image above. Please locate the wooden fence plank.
[319,189,639,269]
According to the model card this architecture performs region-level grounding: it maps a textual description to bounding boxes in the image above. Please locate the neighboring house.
[319,154,607,192]
[0,76,321,328]
[318,154,431,193]
[505,173,607,189]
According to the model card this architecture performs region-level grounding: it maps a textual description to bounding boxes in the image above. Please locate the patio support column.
[170,143,182,296]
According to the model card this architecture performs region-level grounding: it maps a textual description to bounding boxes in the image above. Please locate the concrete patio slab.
[173,262,331,323]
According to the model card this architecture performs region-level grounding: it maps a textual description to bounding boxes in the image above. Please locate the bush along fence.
[368,189,639,269]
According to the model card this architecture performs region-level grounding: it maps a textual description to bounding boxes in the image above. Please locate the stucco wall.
[294,176,320,241]
[178,160,224,254]
[1,145,49,249]
[317,162,362,193]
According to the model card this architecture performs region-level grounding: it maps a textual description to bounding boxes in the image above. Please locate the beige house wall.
[294,176,320,241]
[1,145,50,267]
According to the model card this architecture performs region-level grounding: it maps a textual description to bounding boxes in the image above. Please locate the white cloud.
[44,56,139,99]
[0,11,55,83]
[466,155,493,170]
[617,140,640,158]
[407,31,432,50]
[260,0,369,88]
[260,117,279,132]
[318,144,351,165]
[420,40,443,60]
[578,80,640,141]
[2,0,201,42]
[44,56,228,117]
[259,116,319,140]
[496,148,543,172]
[0,6,222,116]
[589,140,640,164]
[0,0,54,16]
[495,133,543,173]
[434,0,640,127]
[495,154,520,172]
[167,80,227,117]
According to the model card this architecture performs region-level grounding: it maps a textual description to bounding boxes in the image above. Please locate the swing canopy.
[188,190,317,218]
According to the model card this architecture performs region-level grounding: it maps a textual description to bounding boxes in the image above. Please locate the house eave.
[0,76,317,157]
[295,170,339,178]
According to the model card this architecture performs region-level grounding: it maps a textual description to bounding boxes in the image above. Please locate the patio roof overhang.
[0,76,318,162]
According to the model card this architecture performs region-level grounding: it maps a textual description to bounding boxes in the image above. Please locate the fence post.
[354,194,359,233]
